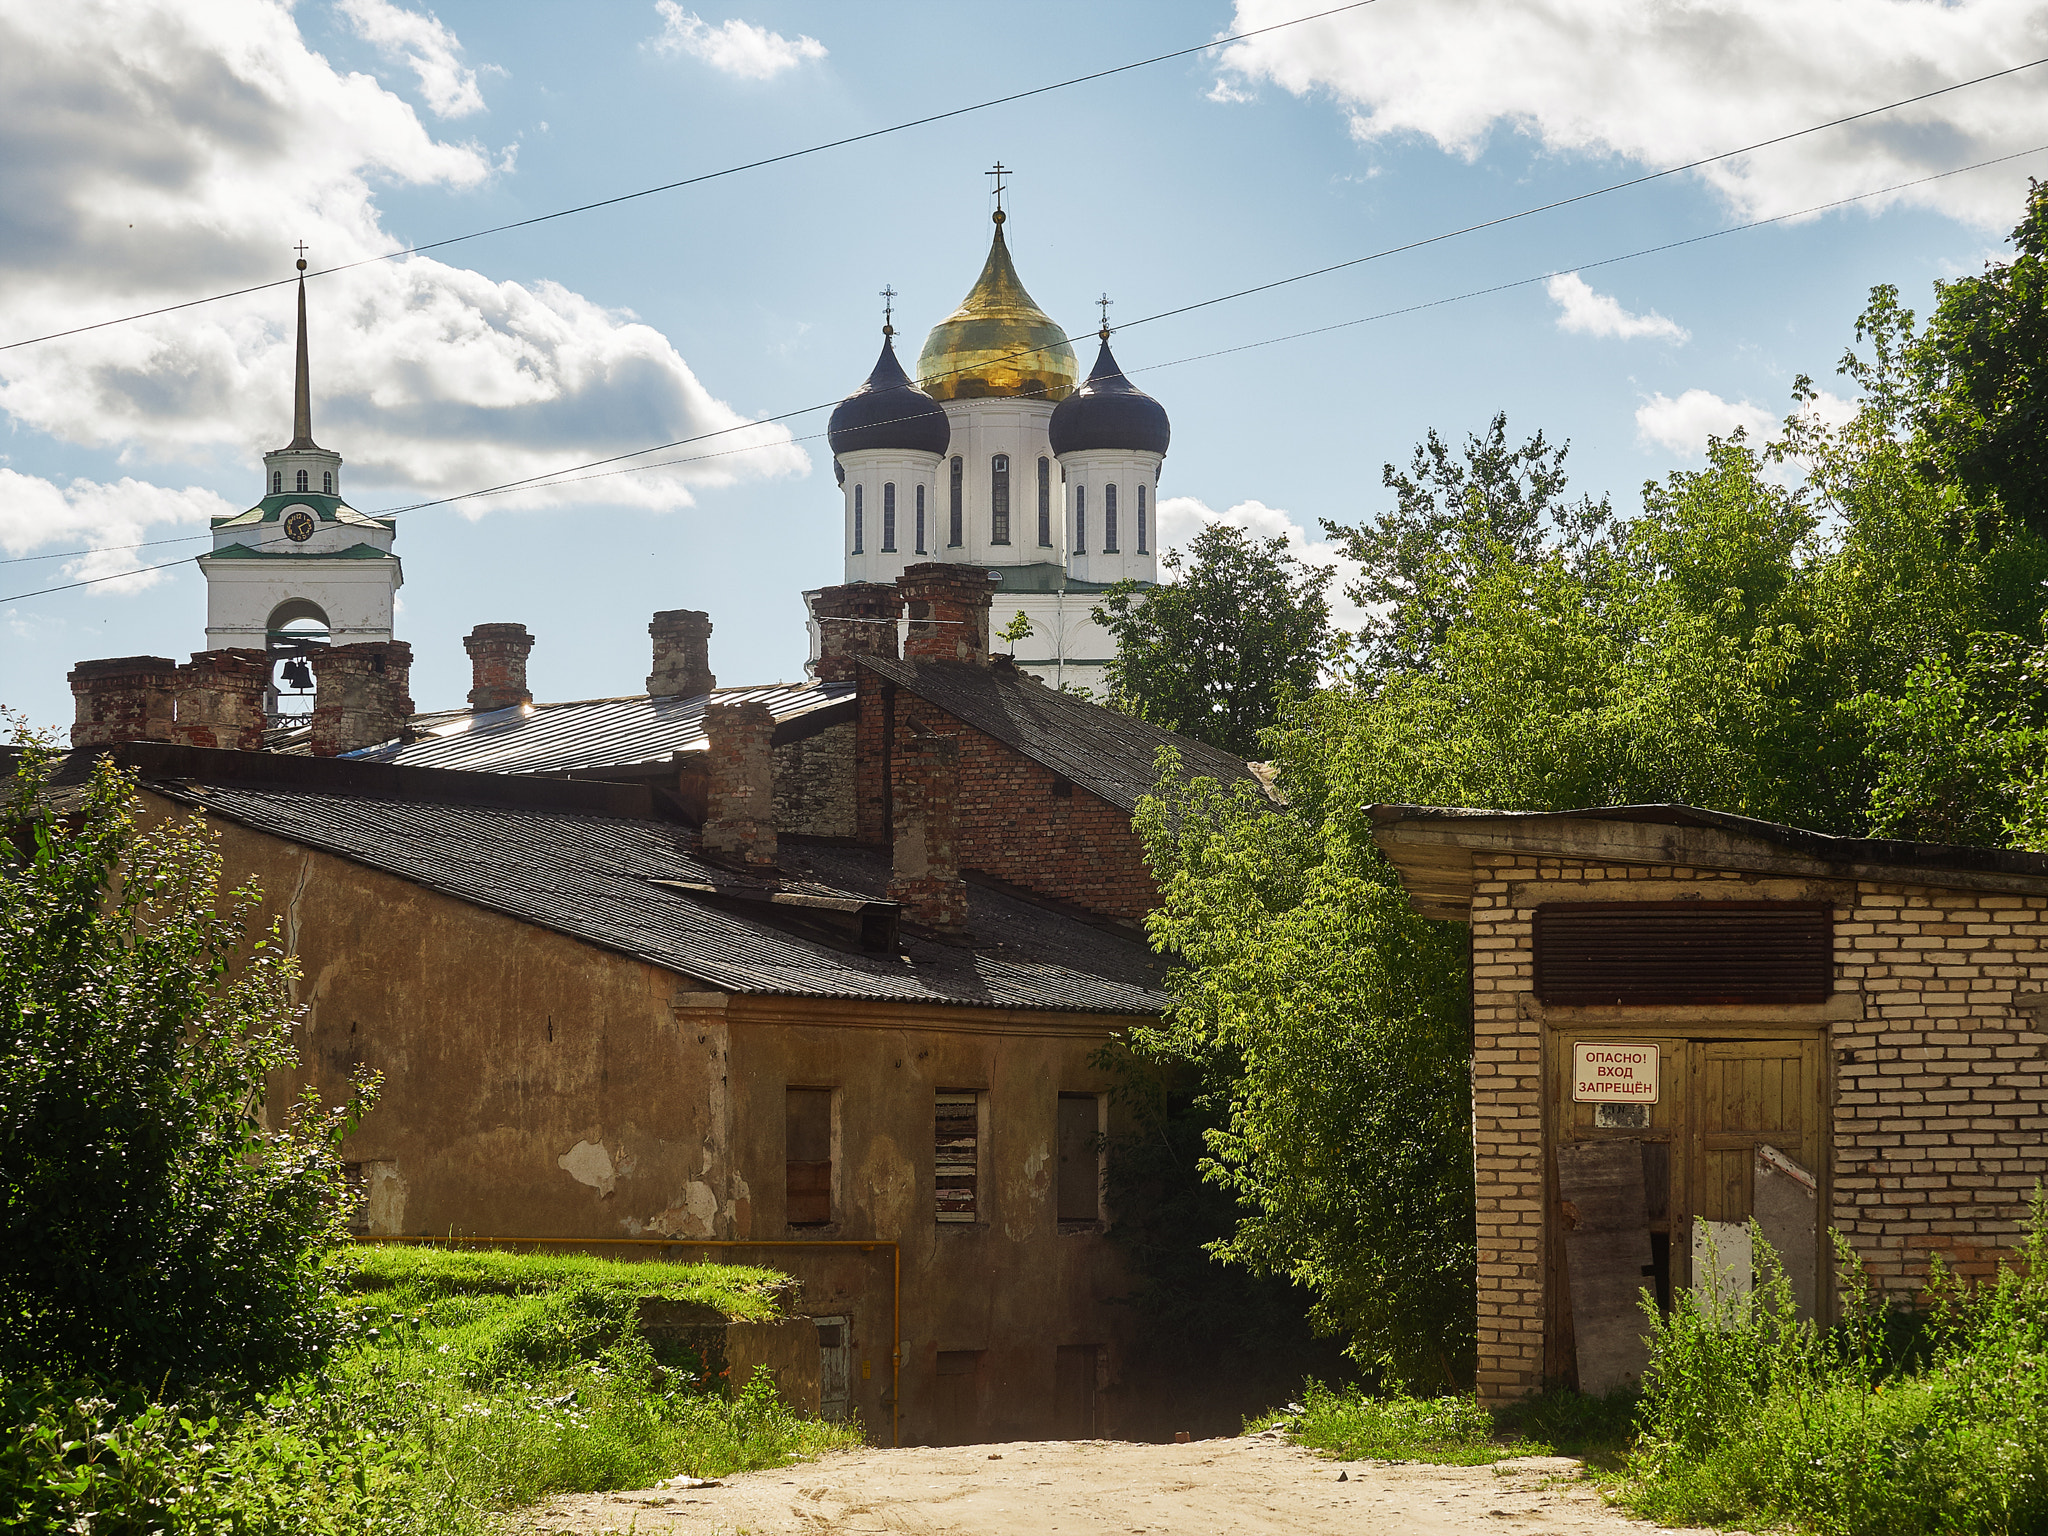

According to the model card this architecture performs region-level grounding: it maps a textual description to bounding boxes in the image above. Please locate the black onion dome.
[1047,338,1171,457]
[828,336,950,457]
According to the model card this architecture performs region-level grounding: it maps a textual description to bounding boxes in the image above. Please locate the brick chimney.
[896,563,994,666]
[888,731,968,935]
[809,582,899,684]
[68,656,176,747]
[170,649,269,751]
[464,623,535,712]
[701,699,776,868]
[309,641,414,757]
[648,610,714,698]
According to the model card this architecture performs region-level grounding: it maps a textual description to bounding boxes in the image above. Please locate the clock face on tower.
[282,509,317,543]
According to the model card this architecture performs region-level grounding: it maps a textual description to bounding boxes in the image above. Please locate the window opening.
[915,484,927,553]
[786,1087,833,1226]
[1073,486,1086,554]
[935,1349,983,1428]
[323,471,333,494]
[990,455,1011,545]
[272,470,282,495]
[815,1316,852,1421]
[949,457,964,547]
[1037,457,1052,546]
[296,469,309,492]
[1103,484,1118,552]
[1136,484,1147,552]
[935,1091,978,1222]
[852,484,864,554]
[882,482,897,551]
[1055,1345,1099,1439]
[1057,1094,1101,1224]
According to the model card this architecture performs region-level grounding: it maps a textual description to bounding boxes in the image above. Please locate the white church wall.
[1061,449,1162,588]
[840,448,940,584]
[936,399,1060,565]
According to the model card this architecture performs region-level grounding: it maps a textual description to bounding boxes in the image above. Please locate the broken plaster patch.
[647,1181,720,1238]
[558,1139,616,1197]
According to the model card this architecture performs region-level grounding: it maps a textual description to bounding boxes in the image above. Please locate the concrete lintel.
[672,988,731,1012]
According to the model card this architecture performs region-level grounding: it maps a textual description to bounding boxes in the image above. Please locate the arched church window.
[1073,486,1086,554]
[1104,484,1119,553]
[915,484,927,554]
[1137,484,1148,552]
[297,469,309,492]
[882,482,897,552]
[990,455,1011,545]
[949,457,963,547]
[272,471,282,495]
[323,471,333,494]
[1037,458,1052,546]
[853,483,864,553]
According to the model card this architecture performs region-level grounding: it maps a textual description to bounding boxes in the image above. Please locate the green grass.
[3,1244,863,1535]
[1253,1380,1638,1466]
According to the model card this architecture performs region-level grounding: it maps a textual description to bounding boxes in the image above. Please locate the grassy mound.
[3,1244,861,1535]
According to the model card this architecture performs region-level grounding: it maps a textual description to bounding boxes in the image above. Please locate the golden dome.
[916,221,1079,402]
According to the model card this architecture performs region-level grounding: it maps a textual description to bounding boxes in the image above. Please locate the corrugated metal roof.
[150,780,1166,1016]
[343,683,853,775]
[861,657,1255,813]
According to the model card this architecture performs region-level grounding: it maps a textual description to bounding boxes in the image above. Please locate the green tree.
[1323,412,1614,675]
[1911,179,2048,537]
[1095,522,1339,759]
[0,741,368,1396]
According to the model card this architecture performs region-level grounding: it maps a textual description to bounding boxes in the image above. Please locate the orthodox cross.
[293,240,309,270]
[986,161,1008,216]
[1097,292,1113,339]
[880,283,897,336]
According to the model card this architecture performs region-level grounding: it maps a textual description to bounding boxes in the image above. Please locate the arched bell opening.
[265,599,331,720]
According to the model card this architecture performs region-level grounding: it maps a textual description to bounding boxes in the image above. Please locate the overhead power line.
[0,0,1382,355]
[8,138,2040,607]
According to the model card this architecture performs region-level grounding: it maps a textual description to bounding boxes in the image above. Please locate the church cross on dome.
[880,283,897,337]
[986,161,1008,223]
[1097,292,1113,340]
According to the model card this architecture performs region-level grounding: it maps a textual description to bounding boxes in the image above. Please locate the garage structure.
[1370,803,2048,1402]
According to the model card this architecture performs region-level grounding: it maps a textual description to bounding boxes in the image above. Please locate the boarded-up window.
[935,1091,979,1222]
[1057,1094,1101,1223]
[786,1087,832,1226]
[1055,1345,1098,1438]
[1534,902,1832,1006]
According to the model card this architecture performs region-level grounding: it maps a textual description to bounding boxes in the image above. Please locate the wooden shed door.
[1689,1039,1824,1317]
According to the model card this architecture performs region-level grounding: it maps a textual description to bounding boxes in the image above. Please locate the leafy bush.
[1264,1379,1636,1466]
[0,744,369,1398]
[1627,1199,2048,1535]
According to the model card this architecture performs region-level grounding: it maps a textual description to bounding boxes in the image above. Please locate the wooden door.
[1685,1038,1824,1317]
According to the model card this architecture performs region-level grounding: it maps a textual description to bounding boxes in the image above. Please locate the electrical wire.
[0,0,1383,355]
[10,138,2041,607]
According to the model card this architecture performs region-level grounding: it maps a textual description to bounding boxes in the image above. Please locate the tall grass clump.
[1627,1194,2048,1536]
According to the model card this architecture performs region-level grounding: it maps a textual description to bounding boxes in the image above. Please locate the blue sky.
[4,0,2046,730]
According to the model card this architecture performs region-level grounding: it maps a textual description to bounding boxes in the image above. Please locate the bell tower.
[199,247,401,715]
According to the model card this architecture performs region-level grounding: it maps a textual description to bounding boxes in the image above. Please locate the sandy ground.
[517,1433,1722,1536]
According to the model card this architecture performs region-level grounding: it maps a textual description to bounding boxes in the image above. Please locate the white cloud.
[1158,495,1367,636]
[0,0,805,566]
[648,3,826,80]
[1546,273,1689,343]
[337,0,487,118]
[0,469,232,592]
[1216,0,2048,226]
[1634,390,1779,458]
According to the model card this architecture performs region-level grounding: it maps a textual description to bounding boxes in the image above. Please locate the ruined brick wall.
[1469,853,2048,1403]
[773,721,856,838]
[854,671,1155,923]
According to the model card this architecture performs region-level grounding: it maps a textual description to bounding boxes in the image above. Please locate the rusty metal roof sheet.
[860,657,1255,813]
[340,683,854,775]
[148,780,1166,1016]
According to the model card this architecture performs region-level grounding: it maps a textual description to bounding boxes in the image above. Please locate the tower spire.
[289,244,317,449]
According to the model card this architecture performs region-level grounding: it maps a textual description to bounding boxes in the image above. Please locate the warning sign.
[1573,1042,1660,1103]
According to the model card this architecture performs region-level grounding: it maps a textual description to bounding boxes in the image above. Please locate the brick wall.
[853,671,1155,923]
[773,721,856,837]
[1470,852,2048,1402]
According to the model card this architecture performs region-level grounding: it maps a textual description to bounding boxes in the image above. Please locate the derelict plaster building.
[52,215,1251,1447]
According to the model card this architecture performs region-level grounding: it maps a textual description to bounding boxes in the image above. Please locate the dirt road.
[520,1434,1718,1535]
